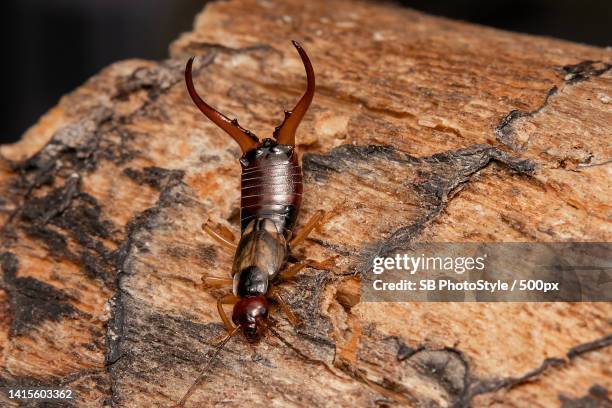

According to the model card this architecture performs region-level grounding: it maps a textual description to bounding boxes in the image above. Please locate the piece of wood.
[1,0,610,406]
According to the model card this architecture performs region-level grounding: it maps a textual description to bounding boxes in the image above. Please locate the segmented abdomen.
[240,154,302,236]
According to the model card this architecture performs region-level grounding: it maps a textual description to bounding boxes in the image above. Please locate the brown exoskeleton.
[174,41,330,406]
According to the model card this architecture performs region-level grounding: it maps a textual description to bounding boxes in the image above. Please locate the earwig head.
[232,296,269,342]
[185,40,314,155]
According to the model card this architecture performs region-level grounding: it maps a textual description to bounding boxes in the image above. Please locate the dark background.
[2,0,610,145]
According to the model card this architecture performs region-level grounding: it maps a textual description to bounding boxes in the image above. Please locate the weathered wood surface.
[1,0,610,406]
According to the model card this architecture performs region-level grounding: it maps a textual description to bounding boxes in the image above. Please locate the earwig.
[175,41,330,406]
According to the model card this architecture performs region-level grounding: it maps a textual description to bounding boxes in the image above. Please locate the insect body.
[184,40,325,345]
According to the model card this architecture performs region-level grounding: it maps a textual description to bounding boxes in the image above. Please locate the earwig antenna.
[267,324,346,380]
[185,57,260,153]
[273,40,315,146]
[174,326,241,407]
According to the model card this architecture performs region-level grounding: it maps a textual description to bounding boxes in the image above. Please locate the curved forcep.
[185,57,259,153]
[273,40,315,146]
[185,40,314,151]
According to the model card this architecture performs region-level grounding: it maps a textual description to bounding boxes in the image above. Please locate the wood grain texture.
[0,0,610,406]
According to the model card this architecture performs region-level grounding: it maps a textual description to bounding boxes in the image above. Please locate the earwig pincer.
[175,41,329,406]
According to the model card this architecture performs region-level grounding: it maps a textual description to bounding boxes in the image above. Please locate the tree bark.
[1,0,610,407]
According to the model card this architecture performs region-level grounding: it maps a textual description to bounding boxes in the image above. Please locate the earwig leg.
[289,210,325,248]
[278,257,337,282]
[201,276,233,289]
[268,287,301,328]
[217,294,239,333]
[202,222,237,253]
[278,259,314,281]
